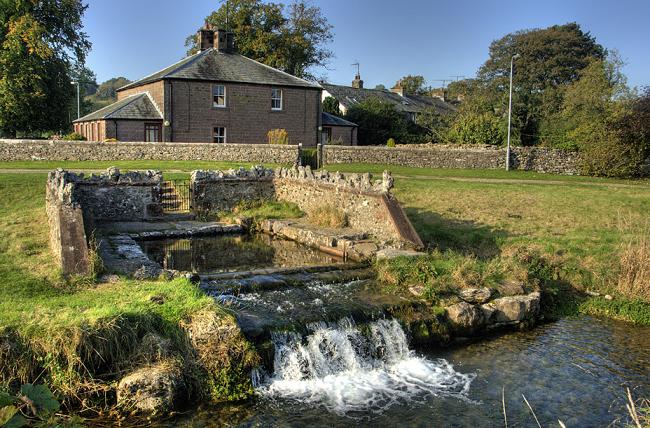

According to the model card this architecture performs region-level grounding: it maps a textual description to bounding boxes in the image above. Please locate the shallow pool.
[138,233,344,273]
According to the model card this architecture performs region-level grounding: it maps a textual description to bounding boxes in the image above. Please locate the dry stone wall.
[0,139,299,164]
[323,144,580,175]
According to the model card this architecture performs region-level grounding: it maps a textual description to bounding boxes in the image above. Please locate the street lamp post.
[71,80,80,119]
[506,54,520,171]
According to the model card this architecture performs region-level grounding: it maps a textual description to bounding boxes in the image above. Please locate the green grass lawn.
[327,162,650,186]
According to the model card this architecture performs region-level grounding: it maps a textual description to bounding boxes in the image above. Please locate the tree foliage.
[396,75,427,95]
[559,59,648,177]
[344,97,426,145]
[0,0,90,136]
[94,76,131,100]
[84,76,132,113]
[471,23,605,146]
[322,96,340,116]
[185,0,332,80]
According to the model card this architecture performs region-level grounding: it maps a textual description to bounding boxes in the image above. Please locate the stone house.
[321,112,358,146]
[321,73,457,123]
[73,27,323,146]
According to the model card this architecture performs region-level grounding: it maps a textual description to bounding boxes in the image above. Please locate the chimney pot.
[214,28,235,53]
[352,73,364,89]
[197,27,214,51]
[390,81,404,97]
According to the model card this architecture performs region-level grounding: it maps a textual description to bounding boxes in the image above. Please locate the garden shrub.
[267,128,289,145]
[60,132,85,141]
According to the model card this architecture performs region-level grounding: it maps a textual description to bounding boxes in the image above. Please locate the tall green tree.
[185,0,332,80]
[474,23,606,146]
[0,0,90,136]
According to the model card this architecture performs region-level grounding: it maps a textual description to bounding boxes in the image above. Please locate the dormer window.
[212,85,226,108]
[271,88,283,110]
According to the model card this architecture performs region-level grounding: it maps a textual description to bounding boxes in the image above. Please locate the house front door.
[322,127,332,144]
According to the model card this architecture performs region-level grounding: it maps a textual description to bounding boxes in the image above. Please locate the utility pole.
[506,54,520,171]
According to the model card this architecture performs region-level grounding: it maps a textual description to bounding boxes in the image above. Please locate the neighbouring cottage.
[73,25,324,146]
[322,73,457,123]
[321,112,358,146]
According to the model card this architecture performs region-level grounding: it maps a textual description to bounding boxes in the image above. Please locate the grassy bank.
[331,164,649,324]
[0,170,259,414]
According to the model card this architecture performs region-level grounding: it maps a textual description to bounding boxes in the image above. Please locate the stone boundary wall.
[0,139,299,164]
[323,144,580,175]
[46,168,164,275]
[190,165,423,248]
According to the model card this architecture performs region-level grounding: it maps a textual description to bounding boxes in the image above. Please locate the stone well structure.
[47,165,423,276]
[46,168,163,276]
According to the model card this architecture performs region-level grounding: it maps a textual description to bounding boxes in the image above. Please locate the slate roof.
[321,112,357,127]
[118,48,321,92]
[73,93,162,123]
[321,83,457,115]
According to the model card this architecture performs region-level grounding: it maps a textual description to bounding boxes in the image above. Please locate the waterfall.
[253,318,475,415]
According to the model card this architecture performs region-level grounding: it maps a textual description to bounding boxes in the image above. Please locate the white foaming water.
[253,318,475,415]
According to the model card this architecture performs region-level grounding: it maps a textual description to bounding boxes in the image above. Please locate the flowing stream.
[253,318,474,416]
[168,316,650,427]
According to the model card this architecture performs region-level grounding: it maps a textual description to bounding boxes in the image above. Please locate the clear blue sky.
[84,0,649,89]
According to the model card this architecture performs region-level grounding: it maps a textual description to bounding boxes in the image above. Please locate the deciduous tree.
[186,0,332,80]
[0,0,90,136]
[396,75,426,95]
[474,23,606,145]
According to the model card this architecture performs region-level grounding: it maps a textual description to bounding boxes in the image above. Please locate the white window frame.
[213,126,226,143]
[212,85,226,108]
[271,88,283,111]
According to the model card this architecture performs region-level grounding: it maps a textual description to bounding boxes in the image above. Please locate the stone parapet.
[189,165,421,248]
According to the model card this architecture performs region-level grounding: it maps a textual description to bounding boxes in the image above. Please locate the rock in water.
[117,361,183,416]
[446,302,485,334]
[482,292,541,324]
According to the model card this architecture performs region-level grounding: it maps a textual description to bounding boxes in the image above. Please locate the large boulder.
[458,287,493,304]
[117,361,183,416]
[446,302,485,334]
[482,291,541,324]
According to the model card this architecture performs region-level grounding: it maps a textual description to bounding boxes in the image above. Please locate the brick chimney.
[431,87,447,102]
[352,73,364,89]
[214,28,235,53]
[390,80,404,97]
[197,21,214,51]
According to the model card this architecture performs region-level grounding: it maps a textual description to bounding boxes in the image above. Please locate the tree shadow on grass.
[404,207,509,259]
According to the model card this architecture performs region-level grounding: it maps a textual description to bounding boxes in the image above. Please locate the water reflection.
[138,234,344,273]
